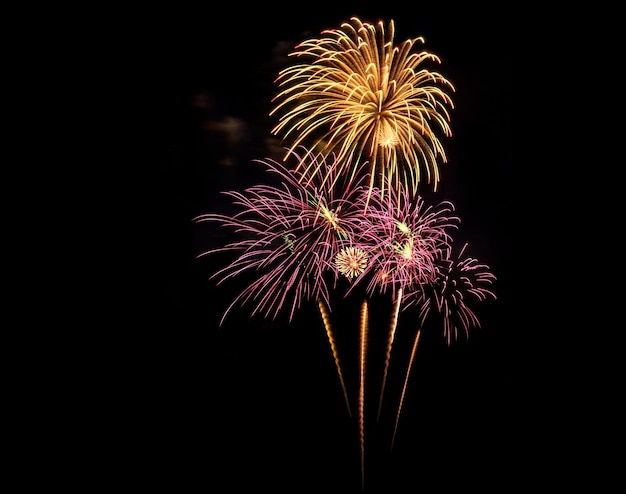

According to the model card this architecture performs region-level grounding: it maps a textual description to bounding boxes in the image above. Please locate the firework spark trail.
[391,327,421,451]
[358,300,369,491]
[377,288,402,421]
[317,299,352,417]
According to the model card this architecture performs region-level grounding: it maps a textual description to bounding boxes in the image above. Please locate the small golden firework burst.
[335,246,369,279]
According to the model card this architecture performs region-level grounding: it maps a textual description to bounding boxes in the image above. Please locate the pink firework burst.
[193,148,369,324]
[412,242,497,344]
[350,180,460,302]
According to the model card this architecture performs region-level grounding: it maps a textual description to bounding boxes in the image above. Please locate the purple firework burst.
[410,242,497,344]
[193,148,370,324]
[347,180,460,303]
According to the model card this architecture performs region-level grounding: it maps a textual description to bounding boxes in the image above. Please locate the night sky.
[95,6,526,492]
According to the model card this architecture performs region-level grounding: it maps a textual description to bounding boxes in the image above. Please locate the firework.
[388,243,496,447]
[193,148,369,324]
[318,299,352,417]
[335,246,368,279]
[377,287,402,421]
[391,327,421,451]
[352,179,460,301]
[270,17,455,205]
[413,242,497,344]
[193,17,499,492]
[358,299,369,491]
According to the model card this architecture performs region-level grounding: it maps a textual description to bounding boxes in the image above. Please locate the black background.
[78,5,531,493]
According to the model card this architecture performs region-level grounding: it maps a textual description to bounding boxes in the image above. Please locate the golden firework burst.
[271,17,455,203]
[335,246,368,279]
